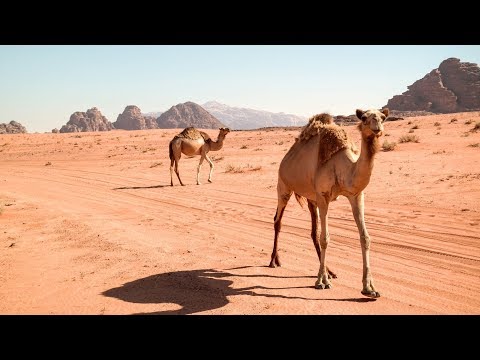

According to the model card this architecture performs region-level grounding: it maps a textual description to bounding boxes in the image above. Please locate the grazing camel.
[169,127,230,186]
[269,109,389,298]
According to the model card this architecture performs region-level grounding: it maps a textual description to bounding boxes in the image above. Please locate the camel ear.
[381,108,390,117]
[356,109,365,120]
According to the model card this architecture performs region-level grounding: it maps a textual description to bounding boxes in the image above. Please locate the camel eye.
[361,115,368,121]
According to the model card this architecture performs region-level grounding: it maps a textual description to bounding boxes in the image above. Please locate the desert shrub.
[472,122,480,132]
[382,140,397,151]
[225,164,244,173]
[465,120,473,125]
[399,134,420,143]
[45,161,52,166]
[468,143,480,148]
[411,125,419,129]
[434,122,441,126]
[240,145,248,149]
[450,118,458,123]
[408,129,414,133]
[225,163,261,173]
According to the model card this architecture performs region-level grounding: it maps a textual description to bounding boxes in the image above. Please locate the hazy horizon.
[1,45,479,133]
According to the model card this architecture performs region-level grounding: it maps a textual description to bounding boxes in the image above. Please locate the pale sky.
[1,45,479,133]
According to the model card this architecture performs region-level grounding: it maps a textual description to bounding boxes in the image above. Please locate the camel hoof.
[208,179,212,183]
[315,282,332,290]
[361,290,381,298]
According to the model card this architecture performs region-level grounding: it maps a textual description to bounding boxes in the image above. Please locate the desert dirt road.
[1,112,479,314]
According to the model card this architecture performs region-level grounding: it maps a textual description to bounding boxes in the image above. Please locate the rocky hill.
[203,101,306,130]
[386,58,480,113]
[156,102,225,129]
[60,107,114,133]
[0,121,27,134]
[113,105,158,130]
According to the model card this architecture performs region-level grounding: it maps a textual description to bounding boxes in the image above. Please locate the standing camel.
[169,127,230,186]
[269,109,389,298]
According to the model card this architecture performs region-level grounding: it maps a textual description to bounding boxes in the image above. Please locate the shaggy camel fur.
[169,127,230,186]
[269,109,389,298]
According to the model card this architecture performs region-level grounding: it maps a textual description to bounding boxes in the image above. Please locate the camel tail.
[294,193,307,209]
[169,141,174,161]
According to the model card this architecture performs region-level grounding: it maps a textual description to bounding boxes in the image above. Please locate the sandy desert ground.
[1,112,480,315]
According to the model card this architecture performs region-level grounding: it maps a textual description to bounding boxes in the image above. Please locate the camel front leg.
[197,155,205,185]
[205,154,214,183]
[315,194,332,289]
[348,192,380,298]
[307,200,337,279]
[171,159,184,186]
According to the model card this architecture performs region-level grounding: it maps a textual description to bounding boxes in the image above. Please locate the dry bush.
[407,121,412,125]
[384,133,391,137]
[150,162,163,168]
[465,120,473,125]
[210,155,224,161]
[225,163,261,173]
[408,129,415,133]
[382,140,397,151]
[45,161,52,166]
[225,164,244,173]
[240,145,248,149]
[433,150,446,154]
[434,122,441,126]
[411,125,419,130]
[399,134,420,143]
[468,143,480,148]
[472,122,480,132]
[450,118,458,123]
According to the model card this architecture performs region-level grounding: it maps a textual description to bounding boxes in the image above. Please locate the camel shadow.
[102,268,376,315]
[113,184,172,190]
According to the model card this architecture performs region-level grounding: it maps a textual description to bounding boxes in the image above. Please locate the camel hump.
[176,127,204,140]
[297,114,351,165]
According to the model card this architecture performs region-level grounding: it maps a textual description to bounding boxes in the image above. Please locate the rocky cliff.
[60,107,114,133]
[386,58,480,113]
[0,121,27,134]
[113,105,159,130]
[156,102,225,129]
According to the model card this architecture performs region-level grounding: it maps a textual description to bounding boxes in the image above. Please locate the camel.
[269,108,389,298]
[169,127,230,186]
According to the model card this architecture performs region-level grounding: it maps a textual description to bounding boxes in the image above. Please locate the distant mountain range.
[202,101,307,130]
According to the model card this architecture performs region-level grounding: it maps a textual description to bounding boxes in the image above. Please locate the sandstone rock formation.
[60,107,114,133]
[386,58,480,113]
[113,105,159,130]
[0,121,27,134]
[156,101,225,129]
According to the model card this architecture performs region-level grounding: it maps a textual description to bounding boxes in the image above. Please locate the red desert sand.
[1,112,479,314]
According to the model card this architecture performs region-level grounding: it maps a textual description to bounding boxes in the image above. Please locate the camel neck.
[352,134,378,190]
[209,134,226,151]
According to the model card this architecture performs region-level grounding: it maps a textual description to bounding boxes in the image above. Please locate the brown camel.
[269,108,389,298]
[169,127,230,186]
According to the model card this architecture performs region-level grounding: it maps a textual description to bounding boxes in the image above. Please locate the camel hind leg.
[269,179,292,268]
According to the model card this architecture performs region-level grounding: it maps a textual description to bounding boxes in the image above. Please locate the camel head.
[356,108,389,138]
[219,127,231,138]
